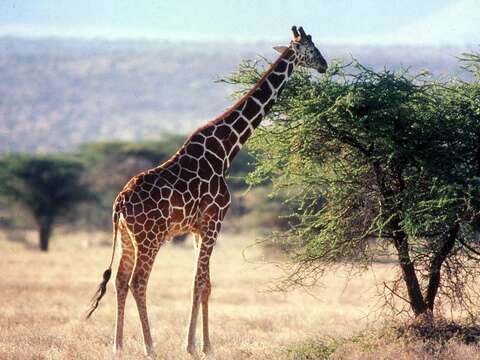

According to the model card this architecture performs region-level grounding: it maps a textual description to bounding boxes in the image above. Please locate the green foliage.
[0,154,94,250]
[0,155,93,222]
[459,50,480,79]
[228,52,480,315]
[283,337,342,359]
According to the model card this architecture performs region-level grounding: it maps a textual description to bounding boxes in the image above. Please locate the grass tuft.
[283,337,342,359]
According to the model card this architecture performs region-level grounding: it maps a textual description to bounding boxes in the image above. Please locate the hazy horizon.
[1,1,478,153]
[1,0,479,45]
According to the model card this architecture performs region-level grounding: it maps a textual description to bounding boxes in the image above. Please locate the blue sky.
[0,0,478,44]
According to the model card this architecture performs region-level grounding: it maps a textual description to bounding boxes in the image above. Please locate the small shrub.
[284,337,343,359]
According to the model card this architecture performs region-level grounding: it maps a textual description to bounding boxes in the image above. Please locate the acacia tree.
[0,155,94,251]
[226,53,480,318]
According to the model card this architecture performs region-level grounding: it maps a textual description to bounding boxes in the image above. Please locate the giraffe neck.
[220,47,297,145]
[180,47,298,175]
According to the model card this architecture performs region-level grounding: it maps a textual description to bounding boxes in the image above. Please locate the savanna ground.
[1,230,479,359]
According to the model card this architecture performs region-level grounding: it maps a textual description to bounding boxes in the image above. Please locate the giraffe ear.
[273,46,288,54]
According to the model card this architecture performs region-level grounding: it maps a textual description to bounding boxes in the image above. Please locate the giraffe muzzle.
[317,64,328,74]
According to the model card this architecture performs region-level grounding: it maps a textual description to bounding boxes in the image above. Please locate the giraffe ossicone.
[86,25,327,357]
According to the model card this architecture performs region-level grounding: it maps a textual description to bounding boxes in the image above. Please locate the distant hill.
[0,37,474,153]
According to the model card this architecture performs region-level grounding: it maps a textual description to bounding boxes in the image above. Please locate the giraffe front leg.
[192,234,212,354]
[186,233,201,355]
[186,234,215,356]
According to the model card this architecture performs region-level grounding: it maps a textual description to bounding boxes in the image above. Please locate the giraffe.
[86,26,327,357]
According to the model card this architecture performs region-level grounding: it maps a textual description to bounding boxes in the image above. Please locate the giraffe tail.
[85,208,120,319]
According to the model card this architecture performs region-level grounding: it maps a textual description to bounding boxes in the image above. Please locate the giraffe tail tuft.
[85,204,120,319]
[85,267,112,319]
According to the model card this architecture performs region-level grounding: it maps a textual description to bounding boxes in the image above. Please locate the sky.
[0,0,478,45]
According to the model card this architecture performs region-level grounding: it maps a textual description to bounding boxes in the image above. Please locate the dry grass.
[0,229,479,359]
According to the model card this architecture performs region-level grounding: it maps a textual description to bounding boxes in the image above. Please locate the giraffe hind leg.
[200,269,212,355]
[129,232,161,357]
[114,221,135,353]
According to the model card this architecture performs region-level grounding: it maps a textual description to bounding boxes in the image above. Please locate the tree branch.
[458,235,480,258]
[383,281,411,305]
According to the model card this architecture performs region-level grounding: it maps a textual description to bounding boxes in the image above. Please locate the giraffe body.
[87,26,327,357]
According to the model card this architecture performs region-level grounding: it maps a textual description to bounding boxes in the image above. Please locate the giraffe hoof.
[186,342,196,356]
[144,346,157,358]
[113,345,123,357]
[201,346,212,358]
[145,350,157,359]
[201,343,212,355]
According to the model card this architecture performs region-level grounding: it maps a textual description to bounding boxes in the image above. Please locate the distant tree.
[227,54,480,319]
[0,155,94,251]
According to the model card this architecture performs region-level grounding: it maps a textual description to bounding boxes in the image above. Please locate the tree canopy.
[0,155,94,250]
[228,52,480,318]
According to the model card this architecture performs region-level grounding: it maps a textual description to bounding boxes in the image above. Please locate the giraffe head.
[288,26,327,73]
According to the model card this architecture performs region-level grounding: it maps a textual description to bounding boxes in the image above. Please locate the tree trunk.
[373,161,429,317]
[39,223,52,251]
[425,222,459,310]
[391,224,428,316]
